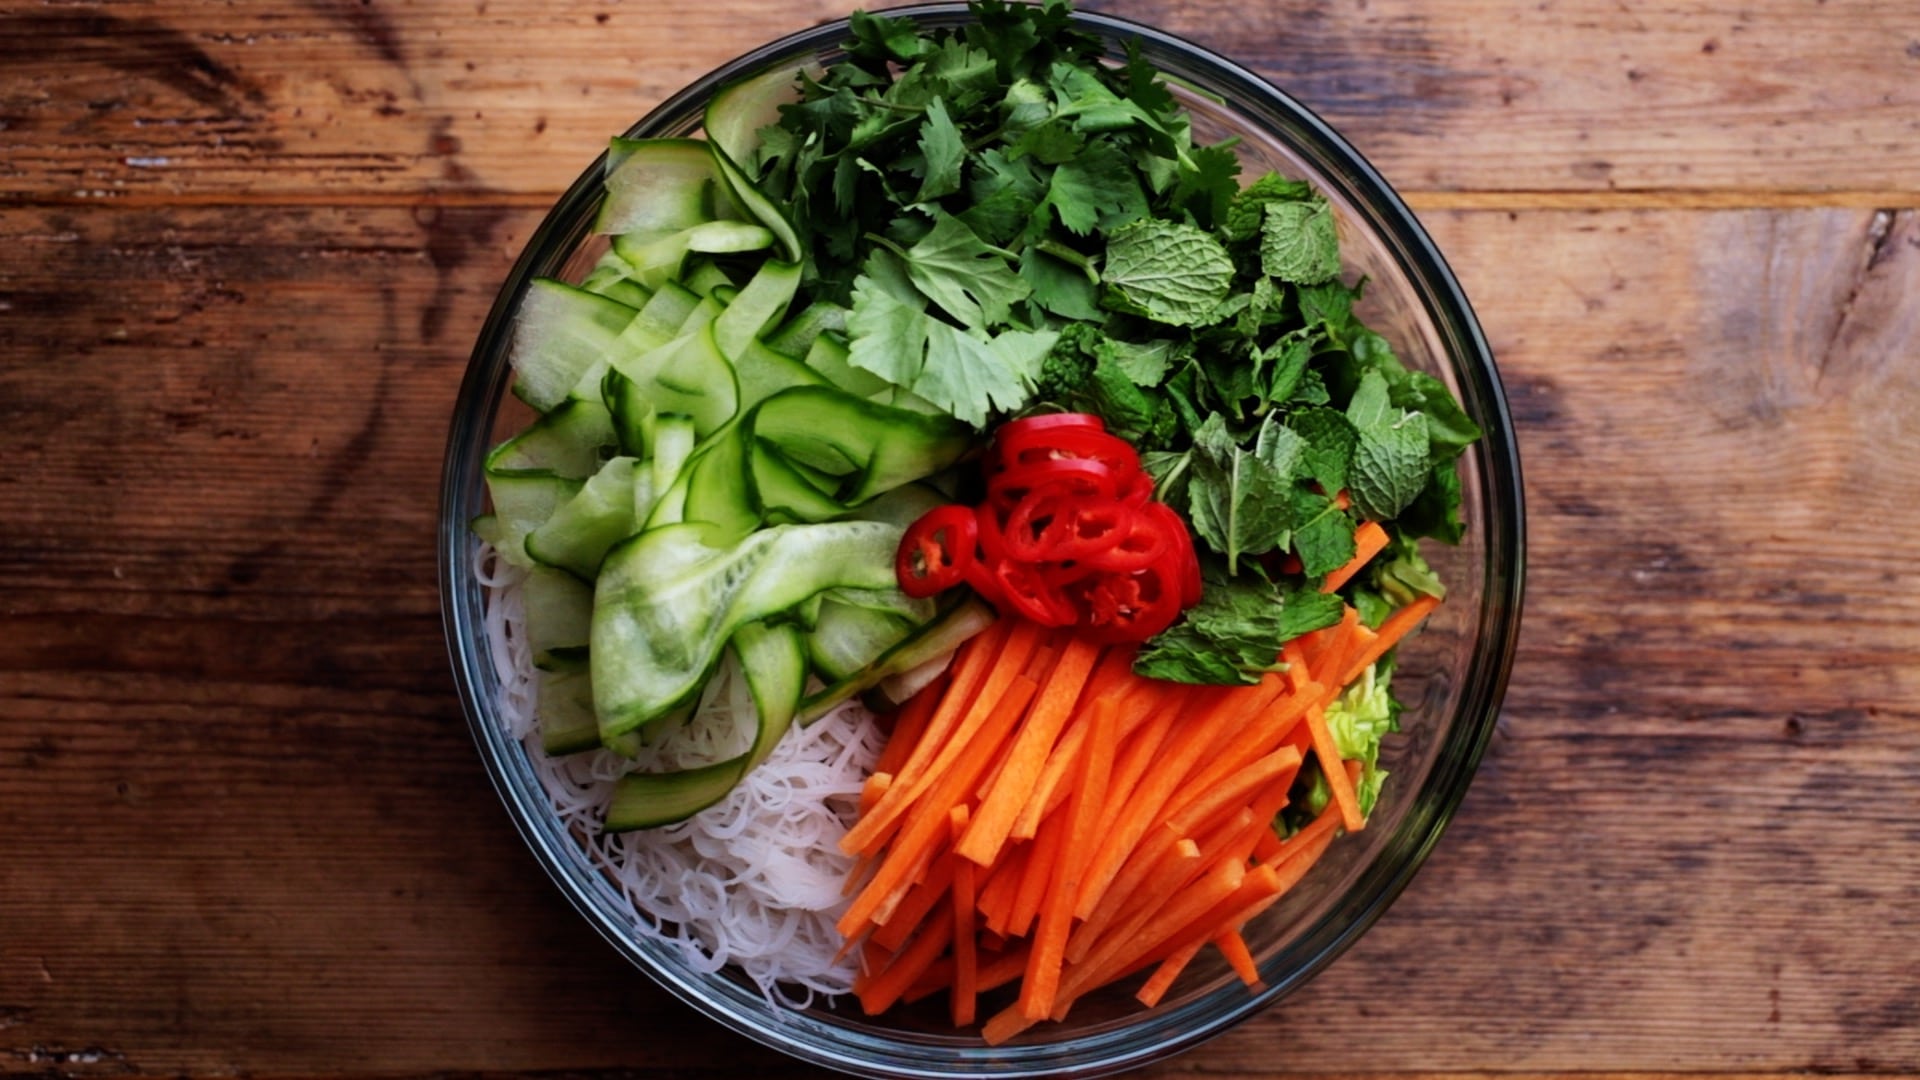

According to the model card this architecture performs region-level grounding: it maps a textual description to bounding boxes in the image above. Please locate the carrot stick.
[1321,520,1390,593]
[1267,802,1344,867]
[870,843,959,953]
[1020,697,1117,1019]
[875,679,940,778]
[1215,929,1261,986]
[949,805,977,1027]
[976,842,1028,937]
[1053,856,1246,1020]
[1136,936,1203,1007]
[1005,803,1067,938]
[960,634,1103,866]
[1338,593,1442,688]
[840,619,1038,857]
[1164,744,1302,841]
[1074,681,1278,921]
[838,675,1039,939]
[1012,720,1088,840]
[907,938,1032,1004]
[855,896,954,1015]
[1304,701,1366,834]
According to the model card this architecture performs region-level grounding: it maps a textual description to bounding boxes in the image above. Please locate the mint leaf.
[1135,577,1343,685]
[1398,458,1466,543]
[1223,172,1314,244]
[1346,370,1395,431]
[1393,369,1483,457]
[900,210,1029,327]
[1350,411,1430,521]
[1254,414,1306,477]
[1103,219,1235,327]
[1187,413,1289,572]
[1289,406,1359,494]
[1288,489,1356,577]
[1261,198,1341,284]
[914,98,966,201]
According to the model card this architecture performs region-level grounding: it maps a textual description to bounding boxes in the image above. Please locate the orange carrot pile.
[838,574,1442,1043]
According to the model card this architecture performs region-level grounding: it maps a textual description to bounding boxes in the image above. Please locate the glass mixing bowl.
[440,5,1525,1076]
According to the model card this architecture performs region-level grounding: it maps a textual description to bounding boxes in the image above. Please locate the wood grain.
[1,1,1917,203]
[4,0,1919,1075]
[3,199,1917,1073]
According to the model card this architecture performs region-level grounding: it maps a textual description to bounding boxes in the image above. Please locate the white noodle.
[474,542,883,1009]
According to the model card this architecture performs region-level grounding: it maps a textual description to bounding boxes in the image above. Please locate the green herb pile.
[742,0,1479,686]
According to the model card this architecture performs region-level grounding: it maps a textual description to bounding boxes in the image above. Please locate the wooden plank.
[2,202,1918,1074]
[1,0,1917,204]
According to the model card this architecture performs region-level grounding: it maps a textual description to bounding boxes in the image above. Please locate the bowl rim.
[439,5,1526,1076]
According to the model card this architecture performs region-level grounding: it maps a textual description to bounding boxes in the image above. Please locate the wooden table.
[4,1,1917,1075]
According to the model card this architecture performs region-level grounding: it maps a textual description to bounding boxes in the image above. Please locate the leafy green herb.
[1134,576,1343,684]
[1102,219,1236,327]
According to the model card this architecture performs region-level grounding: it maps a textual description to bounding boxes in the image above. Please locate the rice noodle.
[475,542,883,1009]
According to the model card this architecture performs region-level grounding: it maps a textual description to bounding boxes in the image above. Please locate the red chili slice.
[1076,563,1183,642]
[1142,500,1204,606]
[1080,505,1171,573]
[992,560,1079,626]
[895,505,977,599]
[997,425,1142,478]
[986,456,1126,514]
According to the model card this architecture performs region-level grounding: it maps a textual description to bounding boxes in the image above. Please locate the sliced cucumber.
[803,331,891,398]
[749,385,972,506]
[765,300,848,359]
[481,471,583,568]
[537,667,602,756]
[509,279,638,411]
[523,566,593,671]
[680,421,759,541]
[682,258,736,299]
[749,438,847,524]
[609,321,739,441]
[595,137,730,237]
[483,398,616,479]
[807,600,914,683]
[708,142,801,263]
[604,620,805,831]
[850,480,953,529]
[704,61,811,172]
[799,597,996,723]
[712,259,802,360]
[591,520,905,737]
[525,456,641,580]
[734,339,827,413]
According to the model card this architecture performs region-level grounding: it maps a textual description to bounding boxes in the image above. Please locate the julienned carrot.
[846,591,1426,1039]
[1020,698,1116,1020]
[839,620,1038,857]
[1304,700,1366,834]
[1214,929,1261,986]
[1339,593,1442,688]
[875,675,941,777]
[959,635,1103,866]
[949,805,977,1027]
[1322,520,1390,593]
[838,675,1038,938]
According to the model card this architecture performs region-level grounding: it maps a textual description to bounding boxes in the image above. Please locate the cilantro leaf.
[914,98,967,202]
[898,210,1029,327]
[915,321,1032,427]
[1020,244,1102,320]
[1102,219,1235,327]
[1046,140,1146,235]
[845,270,929,387]
[1260,198,1342,284]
